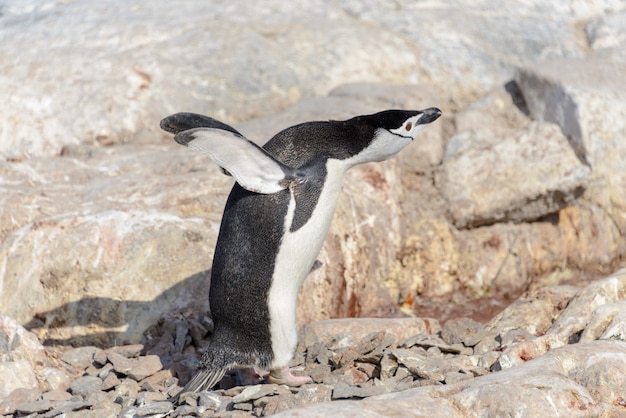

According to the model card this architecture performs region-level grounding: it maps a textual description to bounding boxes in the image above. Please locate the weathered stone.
[438,121,590,228]
[197,391,222,411]
[499,270,626,367]
[400,334,463,354]
[516,57,626,235]
[355,362,378,379]
[139,369,174,392]
[114,378,140,400]
[473,285,579,355]
[331,383,390,400]
[108,351,133,375]
[61,346,103,371]
[290,384,333,406]
[232,402,253,411]
[135,401,174,416]
[0,387,42,415]
[477,351,501,370]
[127,355,163,381]
[301,318,441,349]
[136,390,167,405]
[379,354,398,380]
[499,328,535,349]
[444,372,474,385]
[441,317,484,346]
[40,399,91,418]
[389,348,427,370]
[333,1,598,100]
[307,364,332,384]
[232,384,285,403]
[454,83,531,137]
[321,370,357,386]
[305,341,331,366]
[118,406,138,418]
[0,361,39,399]
[174,404,199,416]
[107,344,144,358]
[581,301,626,342]
[586,12,626,57]
[0,315,45,362]
[16,399,53,415]
[100,372,120,391]
[39,367,72,392]
[42,389,73,402]
[330,349,359,370]
[96,363,114,380]
[273,341,626,417]
[69,375,103,398]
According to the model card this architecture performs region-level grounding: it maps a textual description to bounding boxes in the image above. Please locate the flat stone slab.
[438,121,590,228]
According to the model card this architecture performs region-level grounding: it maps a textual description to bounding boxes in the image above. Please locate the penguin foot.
[267,366,313,386]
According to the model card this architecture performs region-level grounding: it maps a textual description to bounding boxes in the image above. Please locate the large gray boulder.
[438,121,590,228]
[3,0,622,159]
[516,57,626,232]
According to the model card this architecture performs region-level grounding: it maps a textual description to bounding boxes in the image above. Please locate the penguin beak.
[419,107,442,125]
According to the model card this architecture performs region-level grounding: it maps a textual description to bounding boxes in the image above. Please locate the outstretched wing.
[160,112,244,137]
[174,127,303,194]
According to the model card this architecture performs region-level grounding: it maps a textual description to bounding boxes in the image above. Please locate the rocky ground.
[1,269,625,417]
[1,1,626,417]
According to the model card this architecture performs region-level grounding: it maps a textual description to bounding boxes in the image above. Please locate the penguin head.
[347,107,442,165]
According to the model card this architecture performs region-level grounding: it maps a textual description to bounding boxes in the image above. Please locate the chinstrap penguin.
[160,107,442,398]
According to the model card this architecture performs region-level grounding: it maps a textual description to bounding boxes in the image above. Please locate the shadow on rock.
[23,270,213,349]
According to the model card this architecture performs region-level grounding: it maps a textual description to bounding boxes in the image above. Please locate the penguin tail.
[169,367,227,403]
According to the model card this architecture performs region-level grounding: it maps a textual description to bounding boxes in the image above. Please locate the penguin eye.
[405,122,412,131]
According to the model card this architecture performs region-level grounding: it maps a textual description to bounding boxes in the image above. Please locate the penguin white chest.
[267,159,347,367]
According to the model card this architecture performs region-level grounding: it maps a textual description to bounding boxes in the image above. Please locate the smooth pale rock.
[274,341,626,417]
[60,346,103,370]
[300,318,441,350]
[0,0,422,160]
[42,389,73,402]
[39,367,72,392]
[441,318,484,346]
[135,402,174,416]
[126,355,163,381]
[453,82,531,138]
[0,387,42,415]
[449,201,625,301]
[0,361,39,399]
[499,269,626,367]
[0,315,45,361]
[15,399,53,415]
[232,384,286,403]
[114,378,140,399]
[0,143,225,345]
[586,12,626,58]
[69,375,102,397]
[106,344,144,358]
[334,1,591,99]
[2,1,611,160]
[473,285,579,355]
[438,121,590,228]
[581,301,626,342]
[516,57,626,232]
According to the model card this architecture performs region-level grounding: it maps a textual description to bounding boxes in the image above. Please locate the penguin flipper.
[160,112,244,137]
[173,128,302,194]
[170,367,227,403]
